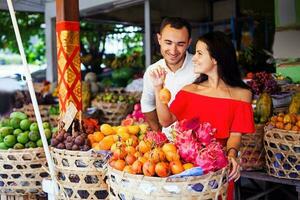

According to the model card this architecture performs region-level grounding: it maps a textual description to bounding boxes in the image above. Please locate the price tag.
[62,102,78,131]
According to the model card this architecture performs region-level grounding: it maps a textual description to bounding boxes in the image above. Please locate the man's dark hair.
[160,17,192,39]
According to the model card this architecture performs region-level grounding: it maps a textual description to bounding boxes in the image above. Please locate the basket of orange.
[264,113,300,180]
[101,119,229,200]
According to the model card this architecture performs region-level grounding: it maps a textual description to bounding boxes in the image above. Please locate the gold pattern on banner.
[57,29,82,116]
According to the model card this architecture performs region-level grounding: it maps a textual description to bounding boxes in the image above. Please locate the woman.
[150,31,255,200]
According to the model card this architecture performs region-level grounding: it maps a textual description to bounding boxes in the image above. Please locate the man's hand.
[149,66,167,88]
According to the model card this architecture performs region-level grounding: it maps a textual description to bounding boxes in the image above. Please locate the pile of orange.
[109,140,194,177]
[88,123,144,151]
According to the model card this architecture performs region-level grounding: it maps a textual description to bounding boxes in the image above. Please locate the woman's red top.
[170,90,255,139]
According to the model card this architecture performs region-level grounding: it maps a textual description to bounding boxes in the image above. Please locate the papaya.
[256,92,273,124]
[9,112,27,120]
[288,92,300,114]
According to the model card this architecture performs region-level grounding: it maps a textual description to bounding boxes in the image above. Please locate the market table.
[235,171,300,200]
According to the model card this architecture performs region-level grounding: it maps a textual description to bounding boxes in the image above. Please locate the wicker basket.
[264,126,300,180]
[107,165,229,200]
[0,148,48,195]
[50,148,109,199]
[240,124,265,170]
[91,100,133,126]
[0,194,37,200]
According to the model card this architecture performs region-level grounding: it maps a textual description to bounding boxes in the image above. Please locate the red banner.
[56,21,82,115]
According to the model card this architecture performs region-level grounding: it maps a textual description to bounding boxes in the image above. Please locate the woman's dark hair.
[160,17,192,39]
[194,31,249,89]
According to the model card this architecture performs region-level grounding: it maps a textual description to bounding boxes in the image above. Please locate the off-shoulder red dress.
[170,90,255,200]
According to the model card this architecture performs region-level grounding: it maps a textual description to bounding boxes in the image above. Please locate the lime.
[17,132,29,144]
[13,143,24,149]
[52,127,58,134]
[30,122,39,132]
[0,135,3,143]
[0,118,11,127]
[0,142,8,150]
[10,118,21,129]
[44,129,52,140]
[3,135,17,148]
[36,139,43,147]
[25,141,37,148]
[13,129,23,136]
[29,131,40,142]
[20,119,32,131]
[42,122,51,130]
[0,127,14,137]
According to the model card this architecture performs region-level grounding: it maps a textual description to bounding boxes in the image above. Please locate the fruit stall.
[236,71,300,199]
[1,1,300,200]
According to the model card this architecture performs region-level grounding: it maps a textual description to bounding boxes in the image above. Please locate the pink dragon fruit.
[145,130,168,146]
[172,118,227,174]
[177,118,200,132]
[195,122,216,146]
[195,142,228,173]
[134,103,141,111]
[127,103,146,123]
[174,129,201,163]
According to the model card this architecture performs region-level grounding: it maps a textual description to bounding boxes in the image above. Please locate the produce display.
[268,113,300,131]
[88,117,227,178]
[94,91,136,104]
[51,119,92,151]
[247,72,279,95]
[0,111,54,150]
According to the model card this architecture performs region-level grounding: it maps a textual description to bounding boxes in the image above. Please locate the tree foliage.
[0,11,45,64]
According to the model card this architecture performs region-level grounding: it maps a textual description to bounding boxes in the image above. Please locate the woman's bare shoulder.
[182,84,197,91]
[231,87,252,103]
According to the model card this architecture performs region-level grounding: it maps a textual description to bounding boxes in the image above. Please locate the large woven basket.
[50,148,109,199]
[240,124,265,170]
[91,100,133,126]
[0,194,37,200]
[264,126,300,180]
[0,148,48,195]
[107,165,229,200]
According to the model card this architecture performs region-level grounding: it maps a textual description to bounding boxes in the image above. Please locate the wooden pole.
[56,0,82,117]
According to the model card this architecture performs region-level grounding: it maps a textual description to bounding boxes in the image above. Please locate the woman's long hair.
[194,31,249,89]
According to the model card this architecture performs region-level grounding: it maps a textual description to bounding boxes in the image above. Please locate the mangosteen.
[75,135,84,146]
[65,142,73,150]
[57,143,65,149]
[72,144,79,151]
[51,138,59,147]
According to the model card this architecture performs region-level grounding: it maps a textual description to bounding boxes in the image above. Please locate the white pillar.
[144,0,151,67]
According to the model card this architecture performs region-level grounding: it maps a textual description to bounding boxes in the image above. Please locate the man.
[141,17,198,132]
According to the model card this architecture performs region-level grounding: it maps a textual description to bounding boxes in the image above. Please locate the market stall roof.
[80,0,211,26]
[0,0,213,25]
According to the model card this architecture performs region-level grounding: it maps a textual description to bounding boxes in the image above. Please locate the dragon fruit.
[172,118,227,174]
[174,129,201,163]
[145,130,168,146]
[195,142,228,173]
[195,122,216,146]
[126,103,145,123]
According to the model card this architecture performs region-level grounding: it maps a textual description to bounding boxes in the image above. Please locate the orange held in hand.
[159,88,171,104]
